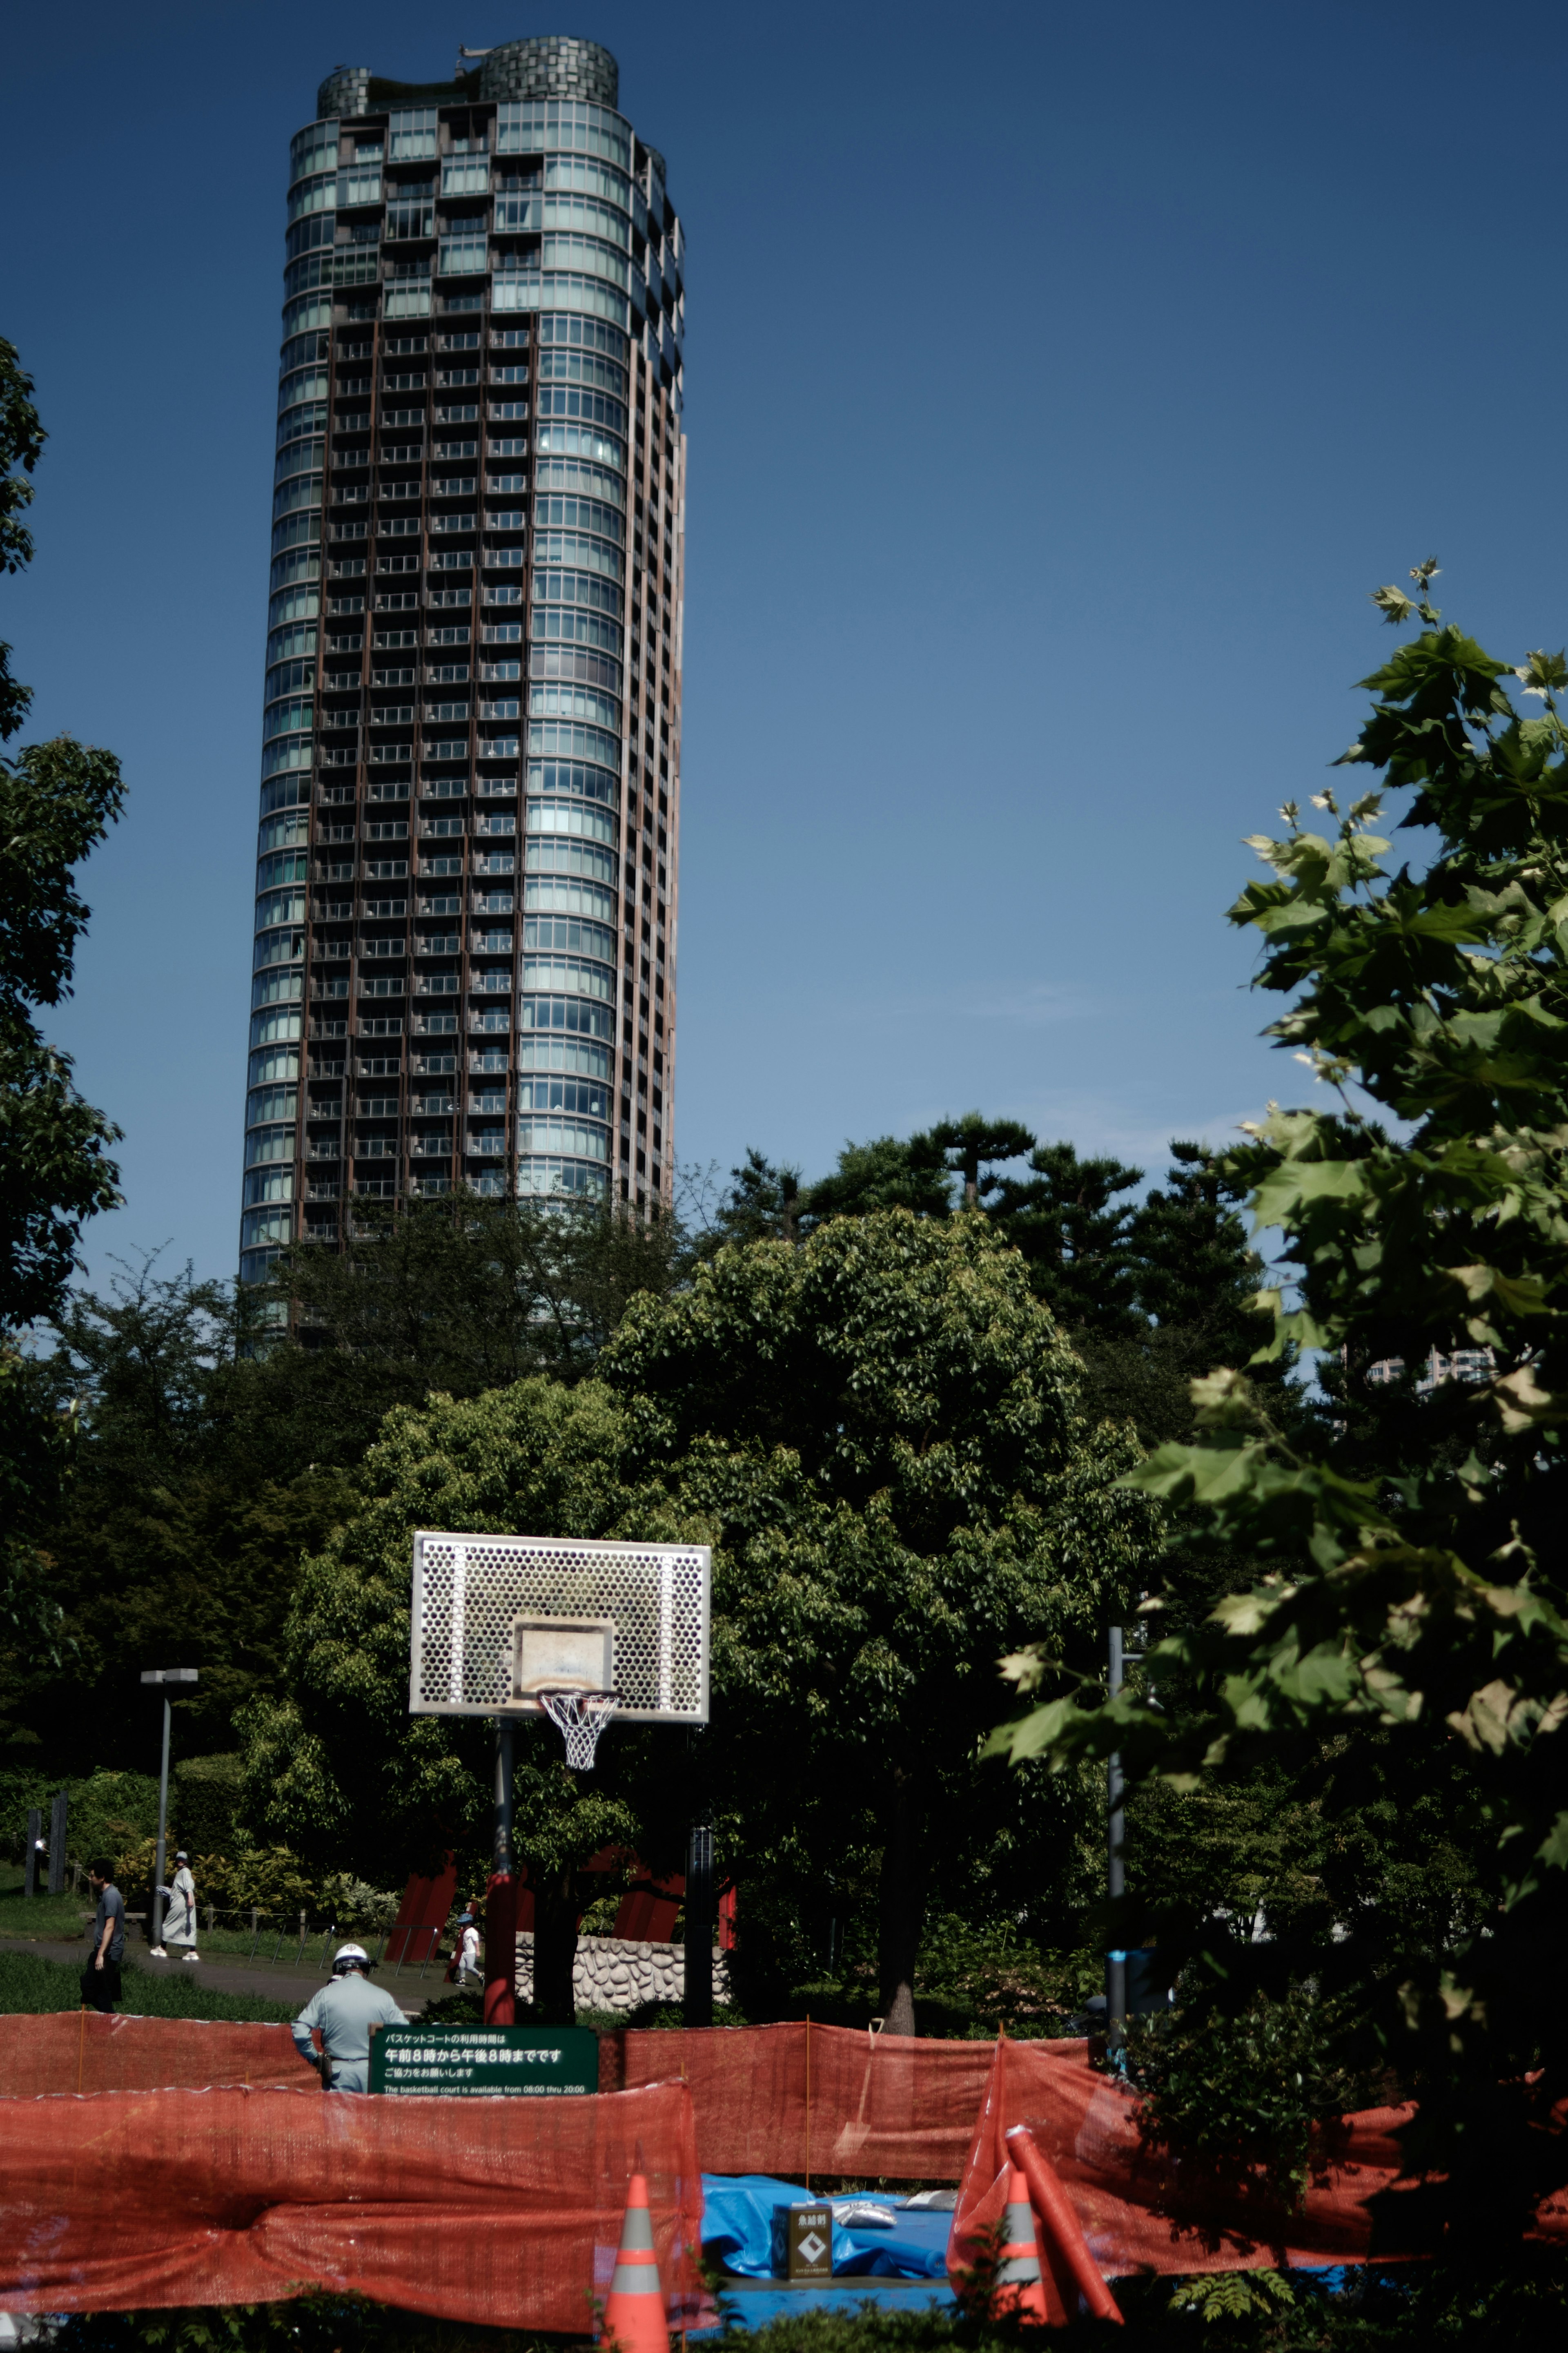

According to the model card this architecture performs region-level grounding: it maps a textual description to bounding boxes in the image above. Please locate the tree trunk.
[532,1862,579,2025]
[877,1769,928,2037]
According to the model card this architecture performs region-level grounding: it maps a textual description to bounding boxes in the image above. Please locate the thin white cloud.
[964,982,1094,1027]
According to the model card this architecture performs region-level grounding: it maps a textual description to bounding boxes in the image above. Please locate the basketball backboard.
[408,1532,710,1725]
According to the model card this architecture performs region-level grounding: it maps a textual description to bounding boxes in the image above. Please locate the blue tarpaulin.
[699,2175,953,2282]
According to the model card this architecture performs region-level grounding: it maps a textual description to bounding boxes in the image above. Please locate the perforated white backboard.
[409,1532,710,1724]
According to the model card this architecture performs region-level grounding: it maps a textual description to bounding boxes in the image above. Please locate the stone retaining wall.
[513,1929,729,2013]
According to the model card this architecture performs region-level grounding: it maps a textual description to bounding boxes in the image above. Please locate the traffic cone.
[601,2172,669,2353]
[995,2163,1049,2323]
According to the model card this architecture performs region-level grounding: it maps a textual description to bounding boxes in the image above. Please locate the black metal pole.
[1106,1624,1126,2055]
[23,1808,40,1900]
[484,1719,517,2025]
[48,1791,67,1897]
[494,1718,514,1878]
[684,1814,713,2029]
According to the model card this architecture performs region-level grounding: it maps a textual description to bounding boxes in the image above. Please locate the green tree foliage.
[0,343,124,1338]
[0,341,125,1673]
[258,1187,686,1470]
[992,580,1568,2248]
[242,1216,1157,2031]
[601,1210,1160,2032]
[1131,1142,1263,1354]
[713,1127,1273,1453]
[0,339,46,735]
[1068,1144,1290,1458]
[36,2267,1568,2351]
[701,1148,804,1246]
[3,1257,354,1768]
[172,1752,245,1855]
[990,1141,1147,1337]
[238,1377,673,2019]
[699,1137,951,1246]
[801,1134,954,1222]
[3,1185,690,1774]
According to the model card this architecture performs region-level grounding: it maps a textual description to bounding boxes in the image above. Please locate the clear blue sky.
[6,0,1565,1286]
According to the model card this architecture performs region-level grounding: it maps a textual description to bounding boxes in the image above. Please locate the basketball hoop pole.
[483,1720,518,2026]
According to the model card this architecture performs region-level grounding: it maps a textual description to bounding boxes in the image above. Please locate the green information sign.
[370,2024,599,2097]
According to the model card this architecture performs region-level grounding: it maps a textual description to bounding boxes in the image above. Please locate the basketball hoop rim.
[530,1685,620,1714]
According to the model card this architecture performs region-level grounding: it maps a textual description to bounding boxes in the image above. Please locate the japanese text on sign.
[370,2024,599,2097]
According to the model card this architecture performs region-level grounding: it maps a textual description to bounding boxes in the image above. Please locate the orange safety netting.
[0,2077,701,2323]
[0,2013,317,2098]
[951,2035,1568,2278]
[12,2013,1568,2298]
[2,2017,989,2175]
[602,2020,996,2179]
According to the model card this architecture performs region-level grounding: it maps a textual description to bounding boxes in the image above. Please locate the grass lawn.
[0,1946,298,2023]
[0,1862,96,1942]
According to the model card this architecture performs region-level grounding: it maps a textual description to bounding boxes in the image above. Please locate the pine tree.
[1130,1140,1266,1368]
[920,1113,1036,1209]
[989,1141,1146,1336]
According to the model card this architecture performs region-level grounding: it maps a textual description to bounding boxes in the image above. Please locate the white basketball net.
[535,1687,618,1772]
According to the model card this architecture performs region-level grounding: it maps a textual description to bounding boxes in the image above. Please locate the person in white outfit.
[456,1917,482,1985]
[163,1852,199,1961]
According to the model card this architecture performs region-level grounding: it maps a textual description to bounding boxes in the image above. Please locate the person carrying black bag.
[82,1858,126,2013]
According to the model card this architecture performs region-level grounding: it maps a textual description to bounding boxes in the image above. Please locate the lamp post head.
[140,1669,200,1685]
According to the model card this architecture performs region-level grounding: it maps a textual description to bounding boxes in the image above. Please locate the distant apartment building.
[1365,1347,1496,1395]
[241,35,684,1283]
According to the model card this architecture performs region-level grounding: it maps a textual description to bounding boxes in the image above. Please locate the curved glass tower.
[240,35,685,1285]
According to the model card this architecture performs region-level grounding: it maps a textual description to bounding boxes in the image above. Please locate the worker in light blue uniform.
[292,1943,407,2092]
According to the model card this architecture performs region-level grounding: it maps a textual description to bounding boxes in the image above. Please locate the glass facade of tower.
[239,37,684,1285]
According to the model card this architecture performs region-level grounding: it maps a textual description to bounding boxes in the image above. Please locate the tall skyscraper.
[240,36,685,1286]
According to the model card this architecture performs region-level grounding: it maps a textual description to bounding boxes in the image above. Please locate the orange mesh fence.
[952,2036,1568,2279]
[0,2018,985,2174]
[0,2078,701,2323]
[602,2021,996,2179]
[0,2013,316,2098]
[16,2014,1568,2294]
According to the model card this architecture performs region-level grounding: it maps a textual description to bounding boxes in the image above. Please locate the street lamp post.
[1106,1625,1126,2057]
[140,1670,198,1955]
[684,1815,714,2029]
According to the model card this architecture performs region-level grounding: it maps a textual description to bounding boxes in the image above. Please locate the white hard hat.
[332,1943,371,1974]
